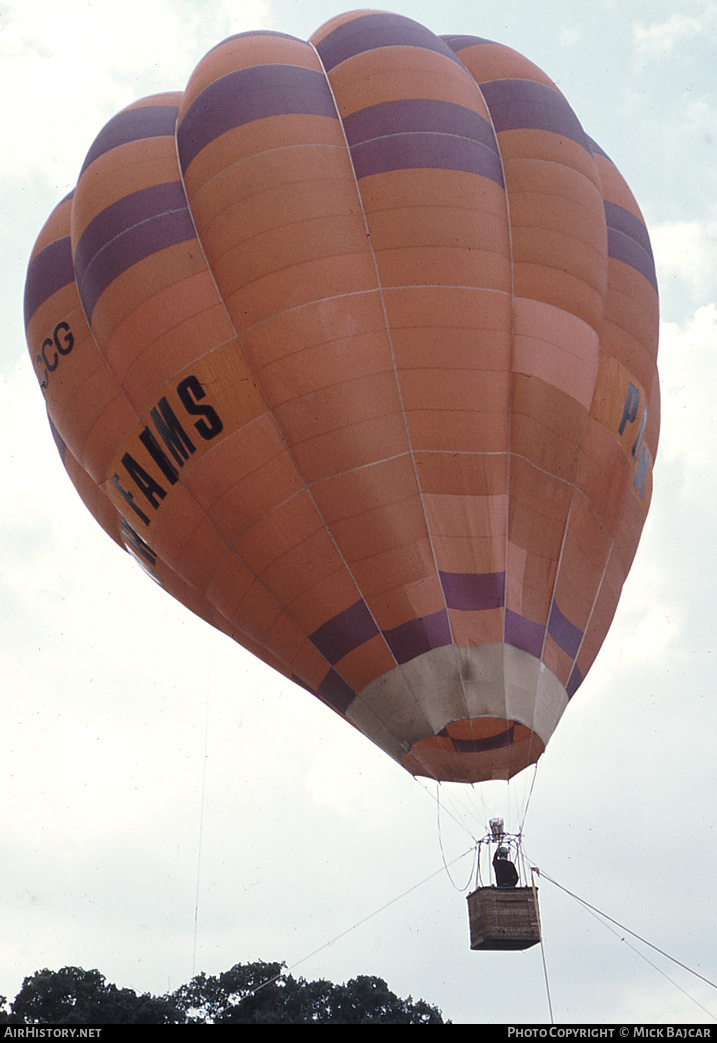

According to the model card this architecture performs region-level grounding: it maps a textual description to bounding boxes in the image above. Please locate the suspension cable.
[528,863,717,1024]
[574,887,716,1022]
[435,783,479,891]
[281,846,476,980]
[535,868,717,992]
[413,775,484,846]
[517,762,539,837]
[192,661,212,976]
[530,866,554,1023]
[226,847,477,1008]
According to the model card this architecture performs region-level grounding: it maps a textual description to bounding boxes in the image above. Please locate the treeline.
[0,961,447,1024]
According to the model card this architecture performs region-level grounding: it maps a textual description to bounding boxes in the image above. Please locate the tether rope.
[192,665,212,977]
[435,784,479,891]
[576,888,715,1021]
[531,867,554,1023]
[532,866,717,1021]
[205,836,717,1026]
[244,847,476,1000]
[518,762,539,837]
[536,868,717,992]
[283,847,476,977]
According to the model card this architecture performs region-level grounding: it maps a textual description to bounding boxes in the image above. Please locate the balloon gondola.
[464,817,541,951]
[24,10,659,946]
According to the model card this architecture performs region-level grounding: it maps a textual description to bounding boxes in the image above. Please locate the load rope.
[537,868,717,993]
[531,866,717,1022]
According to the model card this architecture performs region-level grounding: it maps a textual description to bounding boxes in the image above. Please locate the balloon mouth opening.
[400,716,544,783]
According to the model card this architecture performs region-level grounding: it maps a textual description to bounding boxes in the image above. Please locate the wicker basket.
[467,886,541,951]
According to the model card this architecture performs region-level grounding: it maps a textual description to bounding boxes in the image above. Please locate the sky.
[1,0,716,1027]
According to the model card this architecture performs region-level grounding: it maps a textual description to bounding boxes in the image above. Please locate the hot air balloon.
[24,11,659,799]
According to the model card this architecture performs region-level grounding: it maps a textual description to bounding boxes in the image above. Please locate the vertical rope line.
[531,867,554,1023]
[518,761,540,837]
[192,662,211,976]
[434,782,480,891]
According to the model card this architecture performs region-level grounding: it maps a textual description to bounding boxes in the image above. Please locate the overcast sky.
[2,0,716,1026]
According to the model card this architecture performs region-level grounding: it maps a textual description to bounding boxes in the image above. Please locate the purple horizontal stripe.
[49,415,67,466]
[177,65,337,171]
[78,208,196,321]
[607,229,658,291]
[442,571,505,609]
[343,99,503,184]
[441,34,495,52]
[351,131,504,183]
[342,98,498,150]
[80,105,179,174]
[310,599,378,665]
[605,203,658,291]
[203,29,300,58]
[316,12,464,73]
[505,610,545,658]
[439,724,515,753]
[441,570,505,611]
[74,182,189,289]
[317,668,356,714]
[24,235,74,329]
[548,602,583,659]
[587,136,610,162]
[383,609,451,664]
[566,663,583,698]
[291,673,314,695]
[480,79,590,152]
[605,201,653,257]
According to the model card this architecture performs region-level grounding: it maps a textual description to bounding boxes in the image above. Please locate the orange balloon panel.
[24,11,659,784]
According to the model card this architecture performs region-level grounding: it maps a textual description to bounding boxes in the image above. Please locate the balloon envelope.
[24,10,659,783]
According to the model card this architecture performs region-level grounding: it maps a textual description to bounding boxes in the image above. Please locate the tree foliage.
[4,962,447,1025]
[171,962,445,1024]
[9,967,182,1025]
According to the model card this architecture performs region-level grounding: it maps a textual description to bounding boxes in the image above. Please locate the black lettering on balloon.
[41,337,58,373]
[139,426,180,485]
[112,474,151,527]
[617,381,650,500]
[112,374,226,527]
[121,452,167,509]
[54,321,74,356]
[150,397,195,466]
[618,383,640,435]
[120,519,157,567]
[35,321,74,388]
[178,375,224,441]
[631,406,647,460]
[633,445,651,499]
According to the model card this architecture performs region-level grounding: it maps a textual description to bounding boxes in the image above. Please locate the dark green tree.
[11,967,185,1025]
[169,960,287,1024]
[322,974,446,1025]
[170,961,446,1024]
[0,994,21,1024]
[7,962,447,1024]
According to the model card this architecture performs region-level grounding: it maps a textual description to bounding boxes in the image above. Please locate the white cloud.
[558,26,581,48]
[0,0,272,189]
[658,304,717,506]
[651,217,717,305]
[632,12,704,62]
